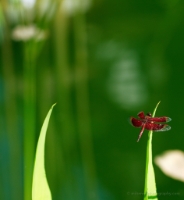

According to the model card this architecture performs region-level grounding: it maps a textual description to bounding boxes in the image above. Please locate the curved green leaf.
[32,104,56,200]
[144,101,160,200]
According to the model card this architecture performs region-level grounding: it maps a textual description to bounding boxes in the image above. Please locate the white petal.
[154,150,184,182]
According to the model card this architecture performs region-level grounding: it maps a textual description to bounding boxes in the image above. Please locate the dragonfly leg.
[137,124,145,142]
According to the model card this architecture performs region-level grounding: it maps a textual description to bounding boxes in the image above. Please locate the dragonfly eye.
[147,112,152,117]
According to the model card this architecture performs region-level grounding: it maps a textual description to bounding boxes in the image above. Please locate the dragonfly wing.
[154,124,171,132]
[147,117,172,122]
[130,117,143,127]
[137,111,145,119]
[145,122,171,131]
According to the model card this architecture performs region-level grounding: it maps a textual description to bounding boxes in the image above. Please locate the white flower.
[12,25,47,41]
[21,0,36,9]
[154,150,184,182]
[62,0,92,15]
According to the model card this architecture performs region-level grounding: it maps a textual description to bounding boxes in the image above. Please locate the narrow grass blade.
[144,101,160,200]
[32,104,56,200]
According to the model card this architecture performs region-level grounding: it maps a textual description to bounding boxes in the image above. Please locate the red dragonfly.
[130,111,171,142]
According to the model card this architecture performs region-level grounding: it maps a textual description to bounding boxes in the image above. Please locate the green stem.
[1,23,22,200]
[23,41,36,200]
[53,9,76,199]
[73,11,99,200]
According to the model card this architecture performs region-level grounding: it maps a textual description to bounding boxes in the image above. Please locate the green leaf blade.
[144,101,160,200]
[32,104,56,200]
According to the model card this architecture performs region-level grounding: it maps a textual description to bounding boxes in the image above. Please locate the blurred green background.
[0,0,184,200]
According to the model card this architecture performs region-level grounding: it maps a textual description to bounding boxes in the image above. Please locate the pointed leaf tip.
[32,104,56,200]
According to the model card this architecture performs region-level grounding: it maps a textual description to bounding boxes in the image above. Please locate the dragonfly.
[130,111,171,142]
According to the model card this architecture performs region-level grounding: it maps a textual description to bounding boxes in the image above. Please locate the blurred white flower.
[154,150,184,182]
[62,0,92,15]
[21,0,36,9]
[12,25,47,41]
[103,42,148,110]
